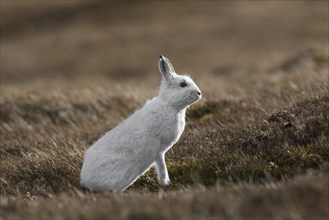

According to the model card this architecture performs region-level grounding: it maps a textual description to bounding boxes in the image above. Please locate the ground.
[0,1,328,219]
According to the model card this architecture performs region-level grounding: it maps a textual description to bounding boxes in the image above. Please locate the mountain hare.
[80,55,202,192]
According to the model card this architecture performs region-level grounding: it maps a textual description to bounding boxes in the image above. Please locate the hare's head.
[158,55,202,110]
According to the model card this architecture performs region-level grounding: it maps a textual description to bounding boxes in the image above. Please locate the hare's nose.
[197,91,201,96]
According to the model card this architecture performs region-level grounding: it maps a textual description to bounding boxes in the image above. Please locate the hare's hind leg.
[112,170,142,192]
[114,182,132,193]
[114,161,155,192]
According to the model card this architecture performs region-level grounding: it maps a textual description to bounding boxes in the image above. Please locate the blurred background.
[1,1,328,96]
[1,2,329,217]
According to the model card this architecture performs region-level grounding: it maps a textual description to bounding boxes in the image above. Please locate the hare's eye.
[180,82,188,88]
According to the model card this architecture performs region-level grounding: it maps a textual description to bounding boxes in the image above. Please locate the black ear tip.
[160,54,164,59]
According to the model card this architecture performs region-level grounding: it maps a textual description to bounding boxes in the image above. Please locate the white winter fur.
[80,55,202,192]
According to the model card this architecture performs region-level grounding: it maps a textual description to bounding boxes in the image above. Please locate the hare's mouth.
[190,93,201,104]
[194,90,202,99]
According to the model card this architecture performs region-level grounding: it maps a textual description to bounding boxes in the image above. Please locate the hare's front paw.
[159,178,171,186]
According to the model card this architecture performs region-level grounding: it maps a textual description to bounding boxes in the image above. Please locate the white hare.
[80,55,202,192]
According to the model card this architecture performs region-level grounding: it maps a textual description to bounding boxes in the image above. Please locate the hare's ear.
[159,55,175,80]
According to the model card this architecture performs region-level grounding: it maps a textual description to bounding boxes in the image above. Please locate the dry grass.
[2,172,328,220]
[1,1,329,220]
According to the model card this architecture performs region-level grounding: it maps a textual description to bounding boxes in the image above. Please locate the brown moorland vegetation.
[1,1,328,219]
